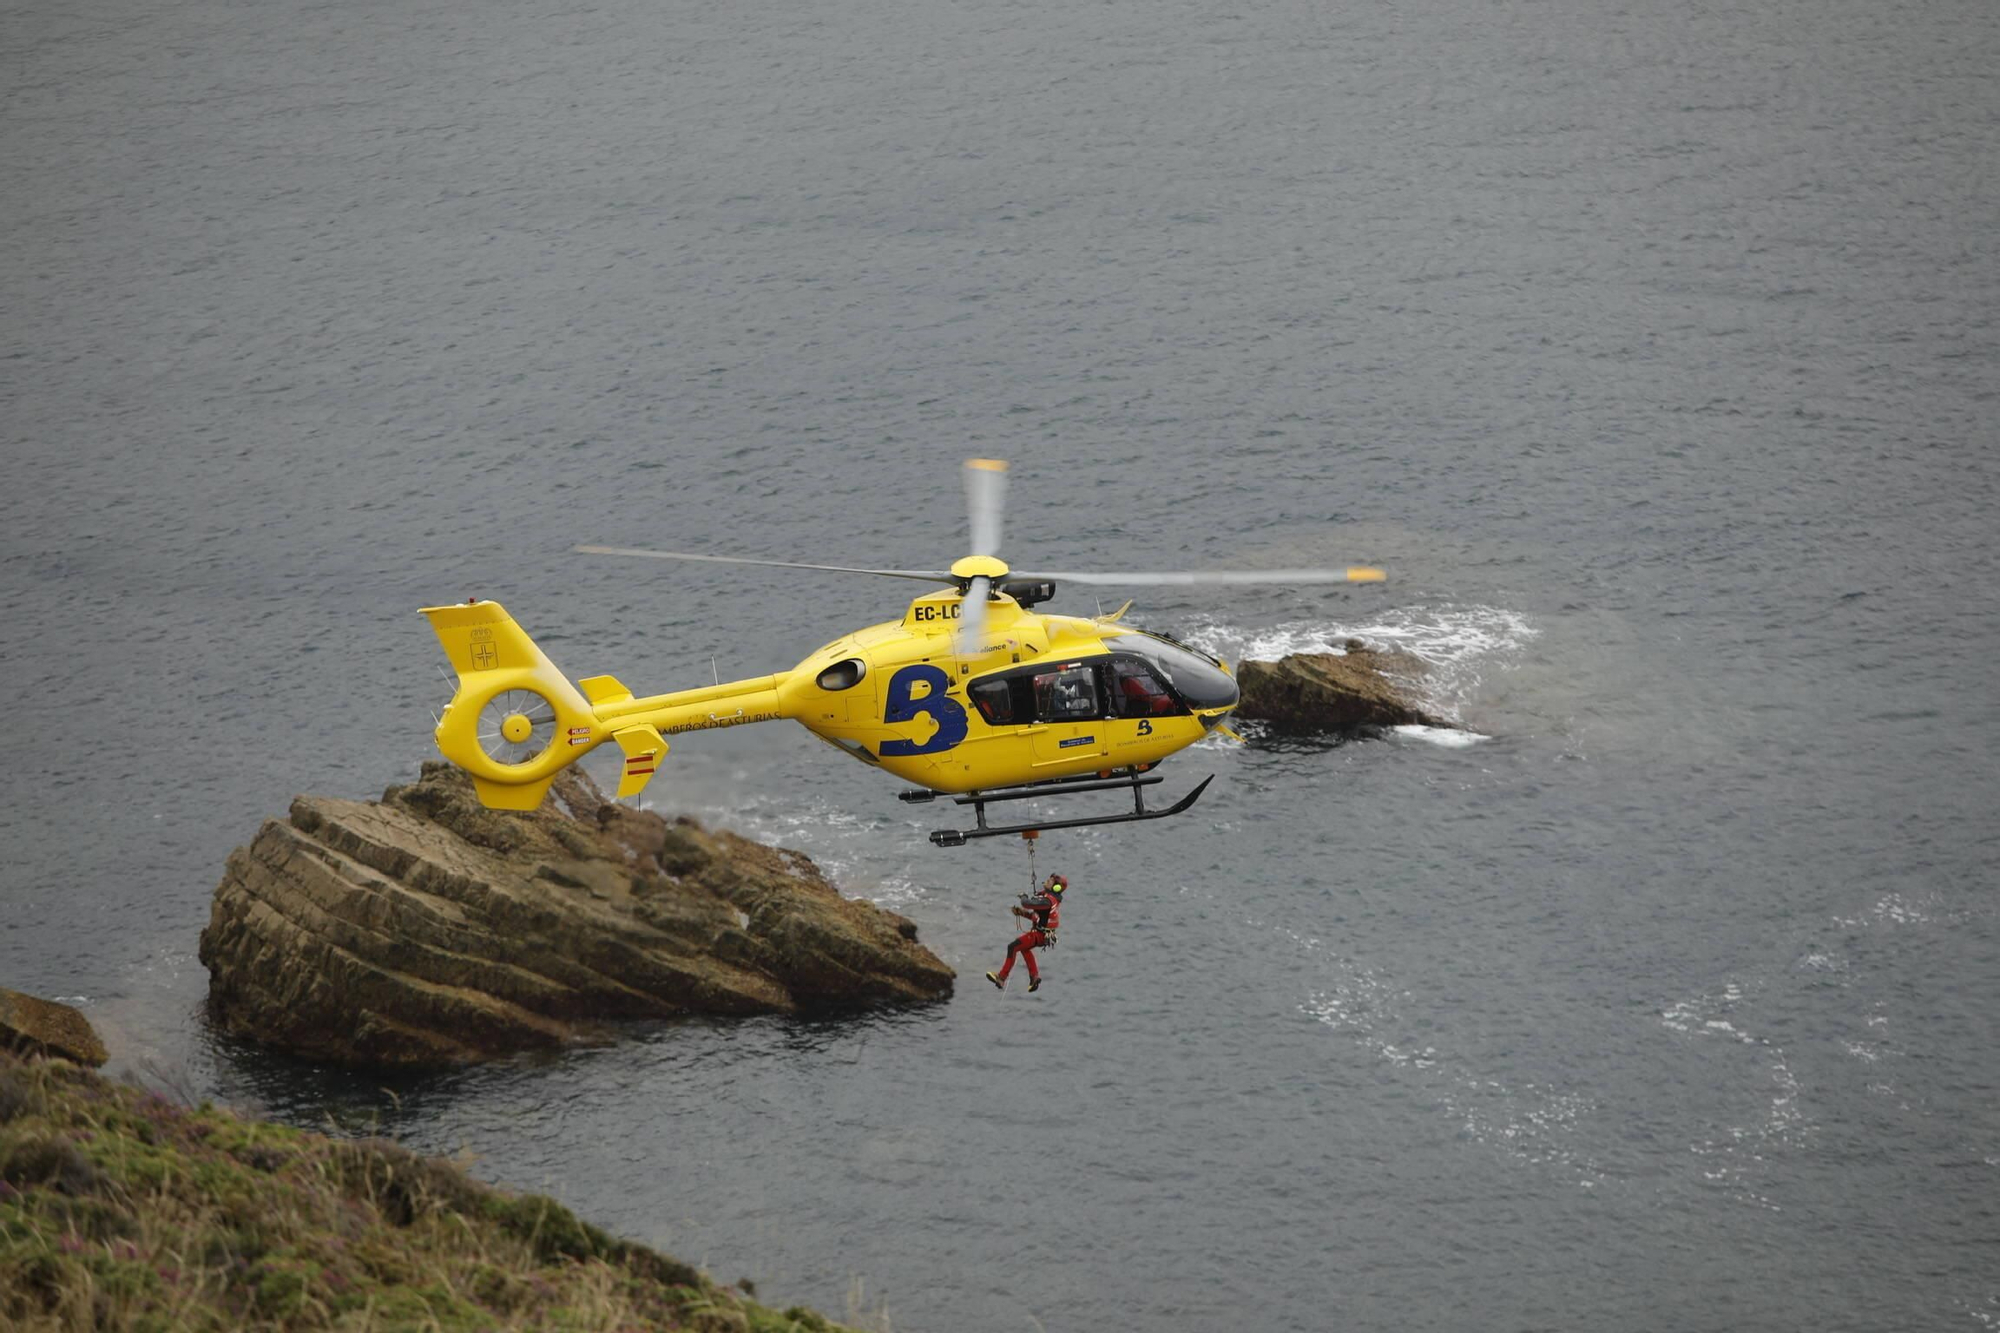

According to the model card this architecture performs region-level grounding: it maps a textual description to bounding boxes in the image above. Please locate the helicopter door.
[1028,663,1109,767]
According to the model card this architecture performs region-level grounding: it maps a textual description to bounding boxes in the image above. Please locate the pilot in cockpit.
[1113,660,1175,716]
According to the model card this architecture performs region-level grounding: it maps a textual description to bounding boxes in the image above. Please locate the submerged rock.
[0,988,108,1067]
[199,763,953,1068]
[1235,643,1456,733]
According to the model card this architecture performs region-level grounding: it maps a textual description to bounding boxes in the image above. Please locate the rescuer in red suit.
[987,874,1067,992]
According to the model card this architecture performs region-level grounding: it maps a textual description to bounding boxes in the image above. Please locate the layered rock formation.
[200,763,953,1068]
[1235,643,1456,733]
[0,989,107,1067]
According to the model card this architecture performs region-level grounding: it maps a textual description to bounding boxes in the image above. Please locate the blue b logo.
[880,664,968,756]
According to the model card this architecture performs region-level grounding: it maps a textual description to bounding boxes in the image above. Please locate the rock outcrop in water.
[199,763,953,1068]
[0,989,107,1067]
[1235,643,1456,733]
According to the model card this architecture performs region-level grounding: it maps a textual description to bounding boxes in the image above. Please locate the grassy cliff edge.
[0,1051,864,1332]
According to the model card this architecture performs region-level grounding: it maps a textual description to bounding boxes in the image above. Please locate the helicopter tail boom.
[424,600,797,810]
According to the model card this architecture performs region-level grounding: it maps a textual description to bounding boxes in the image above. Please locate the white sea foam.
[861,875,927,907]
[1393,724,1489,747]
[1439,1081,1599,1173]
[1660,984,1759,1043]
[1181,602,1537,724]
[1649,884,1984,1214]
[1300,987,1437,1068]
[1832,892,1942,928]
[1662,976,1821,1210]
[1183,603,1537,669]
[1293,931,1605,1185]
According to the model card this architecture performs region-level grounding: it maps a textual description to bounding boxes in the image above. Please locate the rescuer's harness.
[1015,828,1060,946]
[1017,895,1059,945]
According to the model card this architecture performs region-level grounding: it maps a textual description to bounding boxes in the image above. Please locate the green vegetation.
[0,1051,861,1332]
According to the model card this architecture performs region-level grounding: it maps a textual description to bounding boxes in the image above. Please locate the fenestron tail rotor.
[477,688,558,766]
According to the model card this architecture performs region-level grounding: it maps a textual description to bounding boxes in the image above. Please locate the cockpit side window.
[1110,657,1184,717]
[969,677,1016,725]
[1033,665,1100,722]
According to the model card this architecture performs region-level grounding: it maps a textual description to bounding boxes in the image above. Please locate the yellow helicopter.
[422,459,1382,845]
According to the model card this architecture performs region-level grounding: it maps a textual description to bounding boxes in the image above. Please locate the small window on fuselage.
[816,658,867,691]
[970,677,1015,725]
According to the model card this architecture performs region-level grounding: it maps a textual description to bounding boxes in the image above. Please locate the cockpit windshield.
[1119,633,1238,711]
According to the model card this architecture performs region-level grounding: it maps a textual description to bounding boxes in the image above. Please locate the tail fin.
[422,601,608,810]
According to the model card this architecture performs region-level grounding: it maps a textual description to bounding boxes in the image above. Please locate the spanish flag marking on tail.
[613,724,669,799]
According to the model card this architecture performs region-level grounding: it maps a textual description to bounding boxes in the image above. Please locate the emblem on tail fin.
[422,601,605,810]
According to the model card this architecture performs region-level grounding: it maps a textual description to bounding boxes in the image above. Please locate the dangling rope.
[1021,829,1039,894]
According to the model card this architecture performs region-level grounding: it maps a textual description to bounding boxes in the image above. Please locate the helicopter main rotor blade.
[958,574,991,660]
[1010,567,1387,586]
[575,546,955,584]
[951,458,1007,660]
[964,458,1008,558]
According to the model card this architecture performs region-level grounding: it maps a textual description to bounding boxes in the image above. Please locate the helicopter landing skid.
[924,771,1215,847]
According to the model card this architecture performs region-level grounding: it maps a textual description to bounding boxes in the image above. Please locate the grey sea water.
[4,0,1998,1327]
